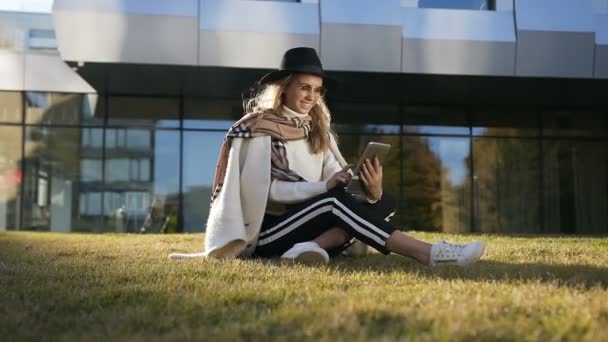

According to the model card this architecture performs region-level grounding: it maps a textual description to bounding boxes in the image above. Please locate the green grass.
[1,232,607,341]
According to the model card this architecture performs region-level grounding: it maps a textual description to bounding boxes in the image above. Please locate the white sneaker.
[430,240,485,266]
[281,242,329,265]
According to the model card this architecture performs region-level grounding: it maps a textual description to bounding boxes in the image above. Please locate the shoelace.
[435,241,465,260]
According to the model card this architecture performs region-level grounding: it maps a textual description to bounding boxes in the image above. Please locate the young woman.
[170,47,485,266]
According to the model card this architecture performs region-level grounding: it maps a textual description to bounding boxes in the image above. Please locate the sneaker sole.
[294,251,328,265]
[463,242,486,265]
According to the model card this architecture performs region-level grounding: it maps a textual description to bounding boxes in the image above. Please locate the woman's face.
[282,74,325,114]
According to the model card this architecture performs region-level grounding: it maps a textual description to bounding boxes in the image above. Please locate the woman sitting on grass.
[170,47,485,266]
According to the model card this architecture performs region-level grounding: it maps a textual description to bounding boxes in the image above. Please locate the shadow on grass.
[324,254,608,289]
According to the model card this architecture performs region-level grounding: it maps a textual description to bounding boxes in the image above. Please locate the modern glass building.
[1,0,608,234]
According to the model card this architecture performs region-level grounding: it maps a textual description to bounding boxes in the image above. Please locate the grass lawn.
[1,231,607,341]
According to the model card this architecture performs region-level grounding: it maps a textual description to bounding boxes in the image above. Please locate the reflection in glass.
[402,136,470,232]
[543,140,608,234]
[22,127,103,231]
[0,91,22,123]
[0,126,22,230]
[403,107,469,135]
[25,92,103,125]
[107,96,179,128]
[104,129,180,233]
[183,98,241,129]
[331,102,400,135]
[542,111,608,138]
[338,134,401,223]
[473,138,540,233]
[182,131,225,232]
[419,0,492,10]
[472,111,539,137]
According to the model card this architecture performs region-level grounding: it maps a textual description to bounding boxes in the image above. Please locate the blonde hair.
[244,75,335,154]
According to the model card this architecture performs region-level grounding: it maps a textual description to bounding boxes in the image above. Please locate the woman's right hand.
[326,165,353,191]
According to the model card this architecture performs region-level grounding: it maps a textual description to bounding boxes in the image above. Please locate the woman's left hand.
[360,156,383,201]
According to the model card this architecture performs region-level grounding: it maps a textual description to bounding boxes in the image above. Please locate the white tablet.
[346,142,391,195]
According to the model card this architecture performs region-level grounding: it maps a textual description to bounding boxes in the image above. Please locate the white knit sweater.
[268,106,343,205]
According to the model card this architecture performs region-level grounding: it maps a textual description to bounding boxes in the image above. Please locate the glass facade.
[1,90,607,234]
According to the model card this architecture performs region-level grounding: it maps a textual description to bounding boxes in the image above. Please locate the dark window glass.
[419,0,492,10]
[0,91,22,123]
[542,110,608,138]
[22,127,104,231]
[107,96,179,128]
[472,110,539,137]
[182,131,225,232]
[0,125,22,230]
[183,98,241,130]
[104,129,180,233]
[403,106,469,135]
[25,92,103,125]
[473,138,540,233]
[402,136,471,232]
[331,102,400,135]
[542,140,608,234]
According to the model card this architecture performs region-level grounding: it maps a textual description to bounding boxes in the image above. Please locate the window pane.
[402,136,471,232]
[403,106,469,135]
[0,91,22,123]
[183,98,241,129]
[331,102,401,134]
[473,138,540,233]
[419,0,492,10]
[108,96,179,128]
[182,131,225,232]
[339,134,402,224]
[472,110,539,137]
[104,129,180,233]
[542,110,608,137]
[543,140,608,234]
[25,92,102,125]
[22,127,104,231]
[0,125,22,230]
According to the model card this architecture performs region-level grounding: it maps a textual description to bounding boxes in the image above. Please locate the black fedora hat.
[258,47,336,86]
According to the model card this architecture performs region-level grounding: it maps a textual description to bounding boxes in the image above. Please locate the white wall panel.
[25,53,94,93]
[0,51,25,90]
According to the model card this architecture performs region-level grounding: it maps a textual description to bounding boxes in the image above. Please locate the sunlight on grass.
[1,231,607,341]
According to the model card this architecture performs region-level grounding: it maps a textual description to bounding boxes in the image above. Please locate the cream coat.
[203,135,358,258]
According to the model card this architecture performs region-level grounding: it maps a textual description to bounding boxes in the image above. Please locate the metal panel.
[402,8,516,76]
[516,0,594,32]
[200,0,319,34]
[593,0,608,14]
[496,0,514,11]
[403,39,515,76]
[0,51,25,91]
[53,10,198,65]
[53,0,197,17]
[320,0,402,72]
[24,53,94,93]
[403,9,514,41]
[199,0,319,69]
[515,0,595,78]
[595,15,608,78]
[321,0,402,25]
[516,31,595,78]
[321,24,402,72]
[199,31,318,69]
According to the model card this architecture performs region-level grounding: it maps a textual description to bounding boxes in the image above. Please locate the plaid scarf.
[210,111,312,205]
